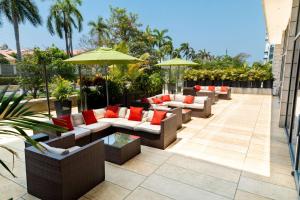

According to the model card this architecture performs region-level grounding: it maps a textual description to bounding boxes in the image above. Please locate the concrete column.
[279,0,299,127]
[272,44,283,96]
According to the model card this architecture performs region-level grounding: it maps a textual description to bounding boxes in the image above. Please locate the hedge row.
[184,68,273,82]
[0,76,18,85]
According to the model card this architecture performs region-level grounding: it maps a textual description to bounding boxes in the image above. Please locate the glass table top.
[102,132,140,148]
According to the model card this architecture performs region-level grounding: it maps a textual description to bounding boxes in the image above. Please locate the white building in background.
[263,34,274,63]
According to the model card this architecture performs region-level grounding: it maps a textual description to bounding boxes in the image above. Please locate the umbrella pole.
[42,64,51,118]
[105,66,109,106]
[78,65,83,111]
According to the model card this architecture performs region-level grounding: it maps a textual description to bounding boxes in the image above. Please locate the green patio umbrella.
[64,47,142,108]
[156,58,199,94]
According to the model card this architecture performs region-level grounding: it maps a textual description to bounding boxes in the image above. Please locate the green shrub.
[0,76,18,85]
[50,76,74,101]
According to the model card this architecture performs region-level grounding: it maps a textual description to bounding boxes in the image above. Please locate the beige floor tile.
[242,171,295,189]
[238,176,297,200]
[85,181,130,200]
[134,148,170,165]
[141,174,229,200]
[155,163,237,199]
[105,163,146,190]
[118,157,159,176]
[125,187,173,200]
[0,176,26,200]
[21,193,40,200]
[234,190,272,200]
[166,155,241,183]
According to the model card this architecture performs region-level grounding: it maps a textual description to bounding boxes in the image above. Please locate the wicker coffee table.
[182,109,192,123]
[102,132,141,165]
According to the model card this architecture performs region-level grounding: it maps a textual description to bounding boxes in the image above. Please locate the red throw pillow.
[194,85,201,91]
[208,86,215,91]
[161,95,171,102]
[221,86,228,92]
[183,95,195,104]
[52,115,74,131]
[152,97,163,104]
[104,105,119,118]
[151,110,167,125]
[82,110,98,125]
[128,106,144,121]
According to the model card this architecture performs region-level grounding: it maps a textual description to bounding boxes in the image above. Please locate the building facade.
[263,0,300,194]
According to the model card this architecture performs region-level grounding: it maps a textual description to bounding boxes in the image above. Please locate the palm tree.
[0,86,64,177]
[88,16,109,47]
[152,29,172,61]
[172,48,181,59]
[143,25,156,47]
[162,40,173,59]
[0,0,42,60]
[153,29,172,49]
[197,49,212,61]
[47,0,83,56]
[180,42,191,60]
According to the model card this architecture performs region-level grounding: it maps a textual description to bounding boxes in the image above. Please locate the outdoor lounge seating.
[147,94,212,118]
[39,107,178,149]
[183,86,231,101]
[25,134,105,200]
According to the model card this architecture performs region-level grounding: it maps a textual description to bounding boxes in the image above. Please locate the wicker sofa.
[40,108,178,149]
[183,86,231,100]
[25,134,105,200]
[147,94,212,118]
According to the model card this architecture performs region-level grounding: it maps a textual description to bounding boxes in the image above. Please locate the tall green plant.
[50,76,74,101]
[0,86,64,177]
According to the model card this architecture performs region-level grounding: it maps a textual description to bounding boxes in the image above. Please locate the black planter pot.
[253,81,262,88]
[263,80,273,88]
[54,100,72,117]
[231,81,238,87]
[240,81,248,88]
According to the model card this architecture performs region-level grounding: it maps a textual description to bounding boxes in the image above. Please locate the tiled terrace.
[0,94,297,200]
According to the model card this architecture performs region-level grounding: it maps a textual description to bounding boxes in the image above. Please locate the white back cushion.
[72,113,84,126]
[174,95,185,102]
[194,96,207,104]
[93,108,106,120]
[40,142,69,155]
[118,107,127,118]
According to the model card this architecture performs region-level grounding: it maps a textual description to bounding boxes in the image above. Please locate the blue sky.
[0,0,266,62]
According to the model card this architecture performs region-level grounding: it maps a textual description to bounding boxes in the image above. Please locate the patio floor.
[0,94,297,200]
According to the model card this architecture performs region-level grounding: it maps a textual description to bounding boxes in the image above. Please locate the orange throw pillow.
[161,95,171,102]
[184,95,195,104]
[82,110,98,125]
[104,105,119,118]
[151,110,167,125]
[52,115,74,131]
[194,85,201,91]
[221,86,228,92]
[208,86,215,91]
[152,97,163,104]
[128,107,144,121]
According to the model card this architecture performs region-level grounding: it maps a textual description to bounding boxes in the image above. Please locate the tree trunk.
[69,32,73,57]
[12,15,21,61]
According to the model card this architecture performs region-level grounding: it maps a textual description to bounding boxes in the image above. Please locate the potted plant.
[50,76,74,117]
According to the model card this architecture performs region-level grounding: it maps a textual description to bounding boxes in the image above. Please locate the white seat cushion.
[98,118,121,124]
[134,122,161,134]
[62,127,91,140]
[78,122,111,133]
[40,142,69,155]
[112,118,143,130]
[184,103,204,109]
[216,91,228,95]
[168,101,185,108]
